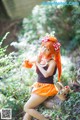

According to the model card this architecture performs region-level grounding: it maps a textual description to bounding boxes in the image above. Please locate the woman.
[23,35,62,120]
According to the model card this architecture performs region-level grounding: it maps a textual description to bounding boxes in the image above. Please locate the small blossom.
[53,42,61,51]
[42,36,49,42]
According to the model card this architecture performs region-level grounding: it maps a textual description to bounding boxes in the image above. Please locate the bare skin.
[23,94,48,120]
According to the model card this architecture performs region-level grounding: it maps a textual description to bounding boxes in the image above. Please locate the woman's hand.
[36,55,41,63]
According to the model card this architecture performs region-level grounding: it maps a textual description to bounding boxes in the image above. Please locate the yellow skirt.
[31,82,58,97]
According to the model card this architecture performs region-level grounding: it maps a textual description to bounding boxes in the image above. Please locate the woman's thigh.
[24,94,48,109]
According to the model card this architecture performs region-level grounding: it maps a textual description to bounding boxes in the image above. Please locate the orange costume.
[23,36,62,97]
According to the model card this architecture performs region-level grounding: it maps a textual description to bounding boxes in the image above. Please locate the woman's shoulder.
[48,59,56,66]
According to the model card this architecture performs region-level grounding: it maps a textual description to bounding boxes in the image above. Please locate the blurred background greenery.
[0,0,80,120]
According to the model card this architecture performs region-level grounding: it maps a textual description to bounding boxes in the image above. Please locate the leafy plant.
[61,92,80,120]
[0,0,79,119]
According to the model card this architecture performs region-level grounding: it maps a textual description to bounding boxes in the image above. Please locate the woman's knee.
[23,103,31,112]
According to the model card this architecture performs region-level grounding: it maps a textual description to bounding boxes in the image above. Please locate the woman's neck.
[40,57,53,66]
[42,56,53,62]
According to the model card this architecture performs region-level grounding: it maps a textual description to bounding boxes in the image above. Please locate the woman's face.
[40,45,51,58]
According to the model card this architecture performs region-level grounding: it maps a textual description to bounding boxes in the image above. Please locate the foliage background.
[0,0,80,120]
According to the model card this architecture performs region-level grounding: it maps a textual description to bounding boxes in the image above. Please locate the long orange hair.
[41,36,62,82]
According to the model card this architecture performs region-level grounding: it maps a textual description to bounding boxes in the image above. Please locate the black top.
[36,63,57,84]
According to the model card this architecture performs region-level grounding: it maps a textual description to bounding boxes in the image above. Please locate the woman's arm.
[36,59,56,78]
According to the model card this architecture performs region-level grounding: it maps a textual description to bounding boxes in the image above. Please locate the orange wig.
[41,36,62,82]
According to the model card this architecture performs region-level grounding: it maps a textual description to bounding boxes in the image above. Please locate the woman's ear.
[56,82,64,91]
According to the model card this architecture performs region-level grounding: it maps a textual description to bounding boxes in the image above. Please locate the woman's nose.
[42,47,46,52]
[42,48,46,52]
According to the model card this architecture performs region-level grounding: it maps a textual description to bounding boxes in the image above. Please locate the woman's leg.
[23,93,48,120]
[23,113,31,120]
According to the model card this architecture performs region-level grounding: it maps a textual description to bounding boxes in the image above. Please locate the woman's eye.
[46,48,49,51]
[47,49,50,51]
